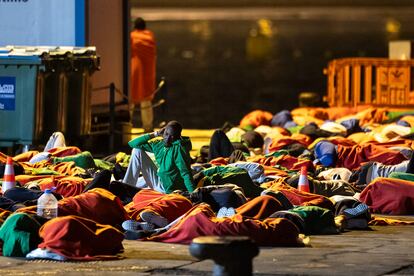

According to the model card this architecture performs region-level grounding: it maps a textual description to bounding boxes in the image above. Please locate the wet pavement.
[1,130,414,275]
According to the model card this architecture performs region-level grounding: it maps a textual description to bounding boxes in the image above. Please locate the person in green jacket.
[122,120,196,193]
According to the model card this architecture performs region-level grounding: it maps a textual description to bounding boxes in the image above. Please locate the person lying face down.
[202,128,264,163]
[123,120,196,194]
[354,153,414,189]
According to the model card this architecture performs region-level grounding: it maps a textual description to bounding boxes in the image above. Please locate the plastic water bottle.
[37,189,58,219]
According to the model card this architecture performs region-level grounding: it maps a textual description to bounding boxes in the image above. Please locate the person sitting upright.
[123,120,196,193]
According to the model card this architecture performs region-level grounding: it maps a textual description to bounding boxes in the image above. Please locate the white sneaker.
[217,207,236,218]
[122,220,155,232]
[140,211,169,228]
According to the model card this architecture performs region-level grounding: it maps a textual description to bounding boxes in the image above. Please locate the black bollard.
[189,236,259,276]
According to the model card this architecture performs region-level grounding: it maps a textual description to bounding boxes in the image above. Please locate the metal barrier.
[90,78,167,153]
[324,58,414,107]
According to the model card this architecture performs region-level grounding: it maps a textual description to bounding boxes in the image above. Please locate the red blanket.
[360,177,414,215]
[18,188,128,226]
[38,176,88,197]
[336,143,407,170]
[148,203,303,246]
[249,155,314,172]
[38,215,124,260]
[262,179,334,211]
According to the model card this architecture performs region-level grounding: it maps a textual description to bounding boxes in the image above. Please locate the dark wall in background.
[132,7,414,128]
[132,0,414,7]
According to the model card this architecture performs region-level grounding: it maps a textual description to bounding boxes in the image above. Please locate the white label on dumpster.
[0,77,15,111]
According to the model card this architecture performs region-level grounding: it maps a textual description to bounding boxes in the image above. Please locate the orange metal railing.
[324,58,414,107]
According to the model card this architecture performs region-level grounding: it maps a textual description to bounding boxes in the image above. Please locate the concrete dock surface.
[0,222,413,275]
[1,129,414,275]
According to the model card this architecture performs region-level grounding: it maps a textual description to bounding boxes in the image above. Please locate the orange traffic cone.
[2,156,16,193]
[298,166,310,193]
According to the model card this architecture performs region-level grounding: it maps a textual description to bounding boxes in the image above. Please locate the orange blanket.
[239,110,273,128]
[369,216,414,226]
[130,29,156,103]
[267,134,311,153]
[15,162,86,185]
[0,208,11,226]
[236,195,284,220]
[127,189,192,222]
[12,151,39,162]
[48,146,81,157]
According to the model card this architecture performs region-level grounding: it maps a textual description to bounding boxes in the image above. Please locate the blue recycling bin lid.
[0,46,50,65]
[0,47,42,65]
[0,55,42,65]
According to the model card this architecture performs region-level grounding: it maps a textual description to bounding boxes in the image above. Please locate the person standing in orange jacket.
[130,17,157,132]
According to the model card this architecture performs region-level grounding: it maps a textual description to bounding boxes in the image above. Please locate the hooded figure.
[123,121,196,193]
[130,17,157,132]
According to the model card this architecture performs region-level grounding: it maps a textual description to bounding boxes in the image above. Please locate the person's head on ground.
[134,17,146,30]
[241,130,264,149]
[162,121,183,147]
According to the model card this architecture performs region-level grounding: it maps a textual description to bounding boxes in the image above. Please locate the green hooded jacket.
[0,213,42,257]
[128,134,195,193]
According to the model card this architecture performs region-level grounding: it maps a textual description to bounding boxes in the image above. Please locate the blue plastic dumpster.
[0,55,44,147]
